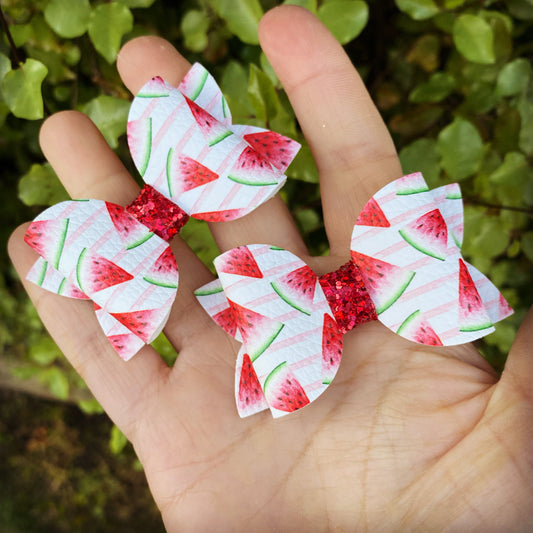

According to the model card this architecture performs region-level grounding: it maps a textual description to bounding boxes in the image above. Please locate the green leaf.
[214,0,263,45]
[117,0,156,6]
[453,14,495,65]
[489,152,528,184]
[317,1,368,44]
[181,9,209,53]
[287,143,319,183]
[43,366,69,400]
[0,53,11,83]
[462,210,509,259]
[44,0,91,38]
[507,0,533,20]
[1,59,48,120]
[409,72,456,103]
[110,424,128,455]
[496,59,532,97]
[437,117,483,180]
[406,35,440,72]
[18,163,69,206]
[80,95,130,149]
[248,64,279,122]
[88,3,134,63]
[29,336,60,366]
[283,0,317,11]
[522,231,533,262]
[78,398,104,415]
[395,0,439,20]
[399,138,441,185]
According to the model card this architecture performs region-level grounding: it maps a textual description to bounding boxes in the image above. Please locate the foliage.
[0,0,531,529]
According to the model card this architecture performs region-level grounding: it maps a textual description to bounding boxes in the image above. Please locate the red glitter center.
[319,261,377,334]
[126,185,189,242]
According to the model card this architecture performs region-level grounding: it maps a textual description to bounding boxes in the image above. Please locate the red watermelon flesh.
[227,147,280,186]
[143,247,179,289]
[236,352,268,417]
[108,333,144,361]
[76,248,134,294]
[243,131,300,172]
[399,209,448,261]
[271,265,317,315]
[458,259,492,332]
[322,313,343,384]
[355,198,390,227]
[350,251,415,314]
[396,310,443,346]
[184,96,232,146]
[498,293,513,321]
[213,307,237,338]
[106,202,153,250]
[110,308,167,343]
[229,300,284,361]
[137,76,170,98]
[264,362,310,413]
[167,153,219,196]
[216,246,262,278]
[25,218,69,269]
[192,208,247,222]
[57,277,89,299]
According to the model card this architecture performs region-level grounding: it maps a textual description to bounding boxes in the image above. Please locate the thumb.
[499,306,533,402]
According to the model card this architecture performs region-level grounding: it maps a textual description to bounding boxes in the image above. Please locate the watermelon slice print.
[264,362,310,413]
[322,314,343,384]
[106,202,154,250]
[166,152,219,197]
[399,208,448,261]
[498,293,513,321]
[57,276,89,299]
[227,147,280,186]
[395,172,429,195]
[108,334,145,361]
[192,208,247,222]
[143,247,179,289]
[458,259,493,332]
[271,265,317,315]
[216,246,262,278]
[110,308,168,343]
[396,310,443,346]
[76,248,134,294]
[136,76,170,98]
[236,351,269,418]
[25,218,69,269]
[213,307,237,338]
[229,300,284,361]
[243,131,300,172]
[179,66,208,101]
[350,251,415,314]
[355,198,390,227]
[184,96,232,146]
[127,117,152,177]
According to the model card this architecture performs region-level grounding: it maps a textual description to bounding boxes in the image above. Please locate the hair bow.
[195,172,513,418]
[24,63,300,361]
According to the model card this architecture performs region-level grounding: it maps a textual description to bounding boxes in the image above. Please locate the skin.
[8,6,533,532]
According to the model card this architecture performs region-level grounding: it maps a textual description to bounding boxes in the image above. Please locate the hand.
[8,6,533,532]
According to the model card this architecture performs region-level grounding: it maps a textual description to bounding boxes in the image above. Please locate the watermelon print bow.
[195,172,513,419]
[24,63,300,361]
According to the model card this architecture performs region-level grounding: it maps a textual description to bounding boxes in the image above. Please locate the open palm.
[9,6,533,532]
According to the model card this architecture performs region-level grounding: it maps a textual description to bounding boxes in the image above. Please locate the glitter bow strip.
[195,172,513,418]
[24,63,300,361]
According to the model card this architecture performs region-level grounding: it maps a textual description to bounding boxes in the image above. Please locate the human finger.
[259,6,402,255]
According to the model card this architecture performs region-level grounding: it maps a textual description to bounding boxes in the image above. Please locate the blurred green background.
[0,0,531,530]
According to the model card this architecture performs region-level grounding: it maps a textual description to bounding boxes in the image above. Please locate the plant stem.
[465,198,533,215]
[0,2,23,65]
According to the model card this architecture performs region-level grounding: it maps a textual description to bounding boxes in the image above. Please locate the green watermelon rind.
[249,322,284,362]
[142,275,178,289]
[188,68,208,101]
[396,186,429,196]
[459,321,493,332]
[227,174,279,186]
[137,92,169,98]
[166,147,174,196]
[263,361,309,412]
[399,227,447,261]
[125,231,154,251]
[207,129,233,147]
[76,248,89,293]
[374,270,415,315]
[130,118,152,177]
[194,285,224,297]
[53,219,69,269]
[270,281,312,316]
[445,191,462,200]
[35,260,48,286]
[263,361,288,394]
[397,310,421,337]
[222,96,229,119]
